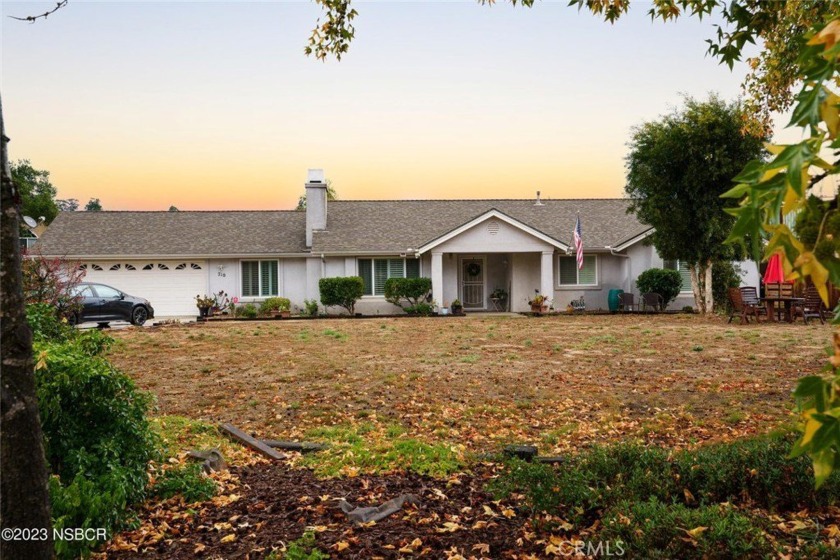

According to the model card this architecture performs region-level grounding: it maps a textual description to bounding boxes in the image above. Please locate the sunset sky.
[2,1,765,210]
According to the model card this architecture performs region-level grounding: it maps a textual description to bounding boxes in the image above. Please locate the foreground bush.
[491,432,840,558]
[319,276,364,315]
[151,463,216,503]
[602,499,773,559]
[31,307,158,558]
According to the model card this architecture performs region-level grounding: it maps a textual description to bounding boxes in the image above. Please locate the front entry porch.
[428,251,556,313]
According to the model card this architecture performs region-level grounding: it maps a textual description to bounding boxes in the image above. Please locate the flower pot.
[198,306,210,318]
[531,304,548,314]
[270,310,291,318]
[451,305,463,315]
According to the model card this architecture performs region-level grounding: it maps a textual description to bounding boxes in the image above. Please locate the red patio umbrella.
[763,252,787,284]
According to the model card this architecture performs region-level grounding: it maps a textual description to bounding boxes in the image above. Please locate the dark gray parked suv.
[68,282,155,326]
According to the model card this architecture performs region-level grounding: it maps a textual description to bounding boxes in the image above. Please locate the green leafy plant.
[302,298,320,317]
[194,294,216,309]
[236,303,258,319]
[34,325,158,558]
[151,463,216,503]
[283,531,329,560]
[384,277,432,310]
[259,296,291,315]
[404,302,434,316]
[318,276,364,315]
[636,268,683,308]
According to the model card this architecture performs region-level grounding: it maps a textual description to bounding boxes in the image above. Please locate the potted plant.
[490,288,508,301]
[259,297,291,318]
[212,290,230,316]
[528,292,550,314]
[195,294,216,318]
[450,299,464,315]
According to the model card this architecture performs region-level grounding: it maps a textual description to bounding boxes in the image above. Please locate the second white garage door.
[80,260,208,317]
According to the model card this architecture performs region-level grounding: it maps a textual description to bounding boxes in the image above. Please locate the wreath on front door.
[466,262,481,277]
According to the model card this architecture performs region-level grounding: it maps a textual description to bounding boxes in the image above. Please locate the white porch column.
[431,252,444,309]
[540,251,554,300]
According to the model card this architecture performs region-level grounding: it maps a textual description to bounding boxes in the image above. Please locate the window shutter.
[388,258,405,279]
[242,262,259,297]
[578,256,597,284]
[374,260,388,296]
[558,257,577,285]
[359,259,373,295]
[260,261,278,296]
[406,258,420,278]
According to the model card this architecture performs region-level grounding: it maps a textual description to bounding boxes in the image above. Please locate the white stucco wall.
[510,253,541,312]
[207,259,240,300]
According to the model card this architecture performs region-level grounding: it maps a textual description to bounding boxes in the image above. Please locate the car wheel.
[131,306,149,326]
[67,312,79,327]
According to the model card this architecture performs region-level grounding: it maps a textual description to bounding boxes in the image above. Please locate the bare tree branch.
[8,1,68,22]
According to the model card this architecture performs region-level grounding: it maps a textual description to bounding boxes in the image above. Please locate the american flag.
[573,214,583,270]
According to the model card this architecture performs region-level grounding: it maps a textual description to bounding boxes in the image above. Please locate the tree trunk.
[689,264,704,313]
[0,92,54,559]
[703,260,714,314]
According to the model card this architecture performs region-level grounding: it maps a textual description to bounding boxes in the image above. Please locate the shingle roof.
[35,199,650,257]
[36,211,306,257]
[311,199,649,253]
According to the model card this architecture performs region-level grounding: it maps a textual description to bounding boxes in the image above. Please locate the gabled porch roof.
[416,209,569,254]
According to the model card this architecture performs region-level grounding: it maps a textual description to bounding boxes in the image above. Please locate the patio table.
[763,296,805,323]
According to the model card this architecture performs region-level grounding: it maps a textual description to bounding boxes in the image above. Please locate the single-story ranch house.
[36,169,716,318]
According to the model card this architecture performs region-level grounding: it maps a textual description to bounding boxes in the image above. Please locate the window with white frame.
[358,258,420,296]
[558,255,597,286]
[241,260,279,297]
[664,260,692,292]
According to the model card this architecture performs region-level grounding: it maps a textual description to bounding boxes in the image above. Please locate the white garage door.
[80,260,208,317]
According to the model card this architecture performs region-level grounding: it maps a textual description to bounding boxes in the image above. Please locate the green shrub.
[384,277,432,310]
[259,296,291,315]
[712,260,743,313]
[236,303,258,319]
[319,276,364,315]
[636,268,683,307]
[602,499,773,559]
[404,302,435,316]
[151,463,216,503]
[674,432,840,511]
[492,432,840,520]
[302,299,319,317]
[36,332,158,558]
[27,302,75,342]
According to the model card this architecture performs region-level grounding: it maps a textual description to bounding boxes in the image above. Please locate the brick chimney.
[305,168,327,248]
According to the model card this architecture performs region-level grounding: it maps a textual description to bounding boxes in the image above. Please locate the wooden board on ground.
[263,440,329,453]
[220,423,288,460]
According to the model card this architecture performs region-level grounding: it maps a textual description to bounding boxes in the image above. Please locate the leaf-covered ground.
[101,314,838,559]
[109,314,829,459]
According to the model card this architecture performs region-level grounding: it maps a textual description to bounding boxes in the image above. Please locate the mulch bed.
[107,463,547,559]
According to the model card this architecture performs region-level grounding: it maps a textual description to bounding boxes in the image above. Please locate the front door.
[460,257,486,309]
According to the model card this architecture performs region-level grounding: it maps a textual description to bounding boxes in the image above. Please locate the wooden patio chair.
[640,292,663,312]
[728,287,762,324]
[794,285,826,324]
[618,292,637,312]
[739,286,767,320]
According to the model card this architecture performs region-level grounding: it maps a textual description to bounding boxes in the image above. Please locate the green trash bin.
[608,289,623,312]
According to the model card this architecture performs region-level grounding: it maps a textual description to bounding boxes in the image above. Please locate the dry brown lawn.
[109,314,830,455]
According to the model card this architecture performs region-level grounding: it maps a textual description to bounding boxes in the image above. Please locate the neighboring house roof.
[311,199,649,254]
[36,199,651,258]
[36,211,307,257]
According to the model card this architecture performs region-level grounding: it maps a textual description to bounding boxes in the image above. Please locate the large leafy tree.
[625,95,765,313]
[11,160,59,224]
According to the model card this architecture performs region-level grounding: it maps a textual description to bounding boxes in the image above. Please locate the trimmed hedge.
[384,277,432,310]
[636,268,683,307]
[319,276,365,315]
